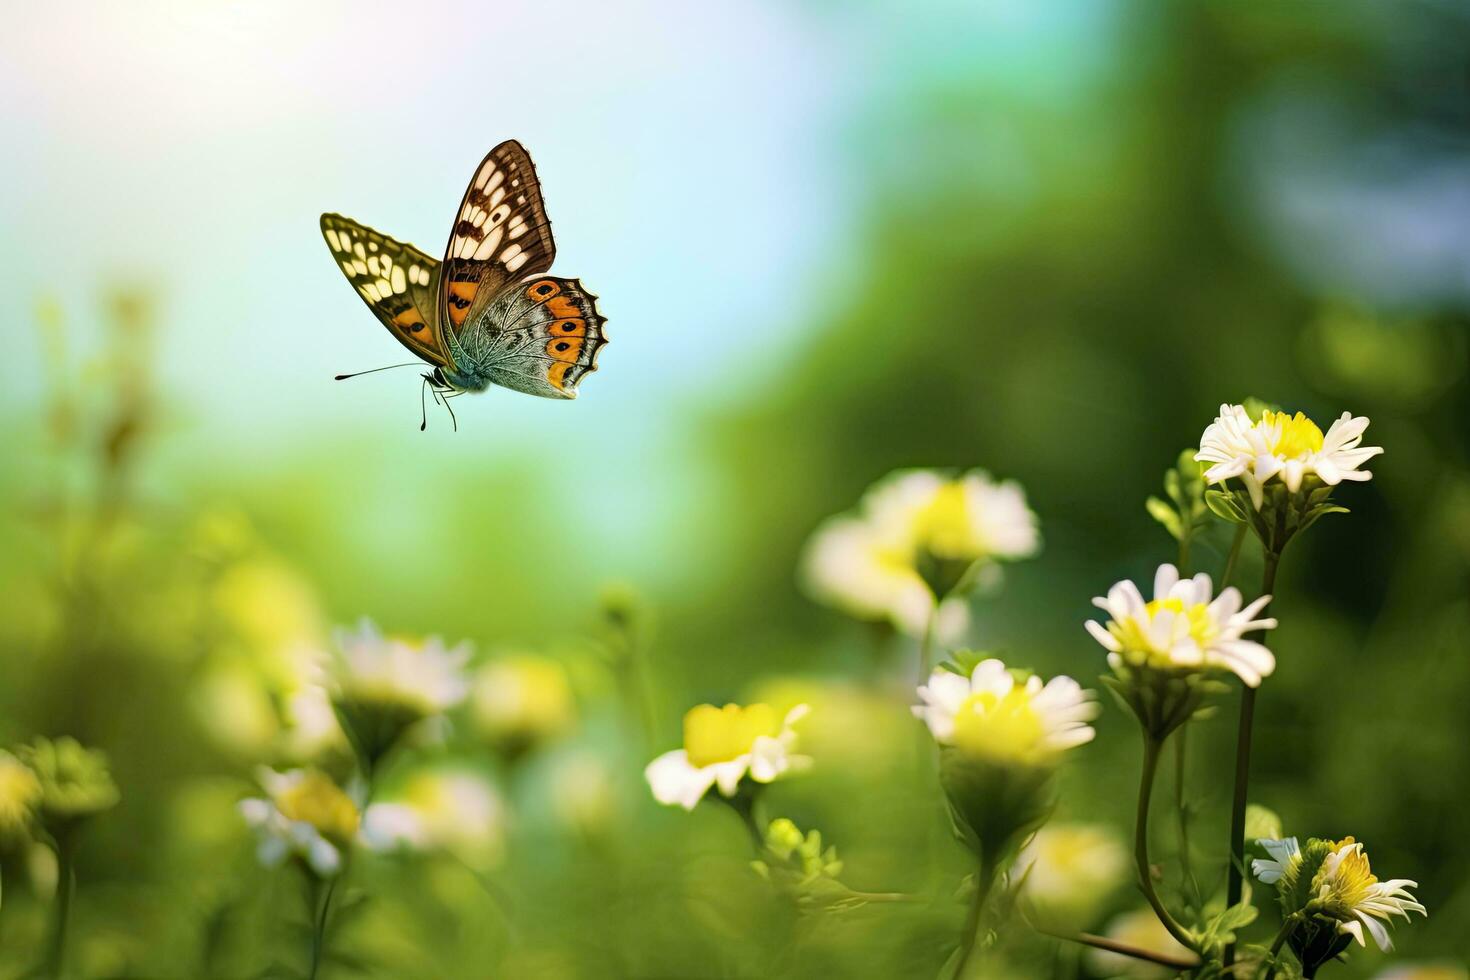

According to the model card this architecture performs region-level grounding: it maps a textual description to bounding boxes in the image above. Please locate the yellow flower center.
[0,754,41,834]
[683,703,781,767]
[951,687,1045,760]
[1321,836,1378,910]
[1262,410,1325,459]
[1108,598,1216,661]
[916,481,976,558]
[275,771,360,844]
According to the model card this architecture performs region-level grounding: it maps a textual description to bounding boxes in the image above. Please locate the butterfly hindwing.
[320,214,448,366]
[440,140,557,336]
[462,276,607,399]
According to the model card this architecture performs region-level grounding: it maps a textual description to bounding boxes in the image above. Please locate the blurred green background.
[2,1,1468,977]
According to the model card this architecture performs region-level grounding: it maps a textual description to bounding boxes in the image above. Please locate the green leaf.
[1205,489,1247,523]
[1196,900,1259,951]
[1245,803,1283,843]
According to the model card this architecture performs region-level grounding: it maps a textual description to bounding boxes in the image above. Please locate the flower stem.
[1030,924,1200,971]
[1223,553,1280,968]
[950,856,997,979]
[1173,725,1201,909]
[44,828,77,979]
[1221,524,1247,588]
[1255,915,1299,980]
[308,875,339,980]
[1135,735,1197,953]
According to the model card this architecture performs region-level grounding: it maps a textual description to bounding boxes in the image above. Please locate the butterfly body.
[321,141,606,405]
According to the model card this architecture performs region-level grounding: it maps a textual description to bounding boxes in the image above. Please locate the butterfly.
[321,140,606,422]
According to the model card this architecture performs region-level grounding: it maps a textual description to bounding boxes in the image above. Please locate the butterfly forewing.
[320,214,448,366]
[439,140,557,336]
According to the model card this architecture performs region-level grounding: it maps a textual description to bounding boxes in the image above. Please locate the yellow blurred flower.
[471,654,576,755]
[645,703,809,810]
[239,767,359,877]
[0,750,42,837]
[1373,965,1468,980]
[1017,823,1129,929]
[1089,908,1195,978]
[801,469,1039,638]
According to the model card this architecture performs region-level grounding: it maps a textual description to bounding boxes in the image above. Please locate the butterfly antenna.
[419,376,430,431]
[335,362,422,381]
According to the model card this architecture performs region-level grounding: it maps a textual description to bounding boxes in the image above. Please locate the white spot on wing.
[367,256,381,275]
[489,187,505,207]
[352,259,368,275]
[500,244,522,263]
[391,267,406,293]
[505,251,529,272]
[472,226,503,260]
[325,228,341,251]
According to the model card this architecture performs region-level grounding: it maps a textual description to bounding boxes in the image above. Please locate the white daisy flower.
[801,469,1038,637]
[238,767,359,878]
[645,703,810,811]
[1196,404,1383,510]
[330,620,470,717]
[361,767,505,869]
[1253,836,1426,952]
[913,659,1097,764]
[1086,563,1277,687]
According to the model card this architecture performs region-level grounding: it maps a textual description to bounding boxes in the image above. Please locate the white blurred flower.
[1017,823,1129,928]
[329,621,470,766]
[238,768,359,878]
[331,620,470,717]
[914,659,1096,764]
[1196,404,1382,510]
[645,703,810,811]
[1254,836,1426,951]
[361,767,505,869]
[1086,564,1277,687]
[1088,908,1194,978]
[801,469,1038,638]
